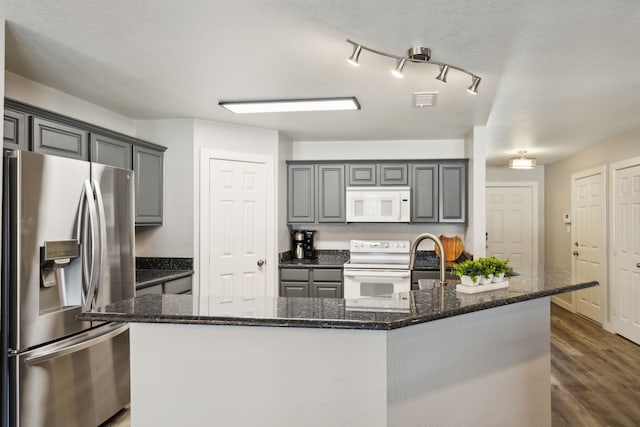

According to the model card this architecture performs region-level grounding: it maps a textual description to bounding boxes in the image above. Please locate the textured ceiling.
[4,0,640,165]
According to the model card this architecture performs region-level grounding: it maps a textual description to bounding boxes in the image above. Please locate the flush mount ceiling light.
[219,97,361,113]
[346,39,481,95]
[509,151,537,169]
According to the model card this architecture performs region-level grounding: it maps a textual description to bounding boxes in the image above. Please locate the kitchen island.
[80,268,596,427]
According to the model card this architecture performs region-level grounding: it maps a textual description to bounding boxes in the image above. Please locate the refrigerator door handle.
[24,323,129,366]
[90,179,107,308]
[80,179,100,311]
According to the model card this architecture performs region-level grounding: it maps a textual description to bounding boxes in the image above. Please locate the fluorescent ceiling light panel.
[219,97,361,113]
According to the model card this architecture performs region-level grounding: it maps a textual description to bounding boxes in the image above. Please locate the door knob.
[637,262,640,268]
[257,259,266,267]
[574,241,579,247]
[572,251,579,256]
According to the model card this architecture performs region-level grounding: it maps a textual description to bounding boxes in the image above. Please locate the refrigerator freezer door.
[90,163,135,312]
[10,322,130,427]
[7,151,91,351]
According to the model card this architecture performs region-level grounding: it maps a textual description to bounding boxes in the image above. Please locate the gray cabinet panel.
[91,133,132,169]
[439,162,467,223]
[379,163,408,185]
[287,164,315,223]
[280,282,309,297]
[348,164,377,185]
[312,269,342,282]
[134,145,164,225]
[32,116,88,160]
[4,109,27,150]
[411,163,438,222]
[311,283,342,298]
[318,164,345,223]
[280,268,310,282]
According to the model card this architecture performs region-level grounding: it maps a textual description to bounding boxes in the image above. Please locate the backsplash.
[136,257,193,270]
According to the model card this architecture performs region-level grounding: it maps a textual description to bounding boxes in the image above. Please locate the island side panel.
[129,323,388,427]
[386,297,551,427]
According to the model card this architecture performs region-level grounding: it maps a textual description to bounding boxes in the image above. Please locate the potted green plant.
[476,258,496,284]
[451,259,483,286]
[483,257,511,282]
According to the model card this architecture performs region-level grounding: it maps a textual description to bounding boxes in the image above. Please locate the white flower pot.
[460,275,480,286]
[479,275,493,285]
[492,273,505,282]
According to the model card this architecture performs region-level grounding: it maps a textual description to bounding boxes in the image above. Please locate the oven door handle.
[343,270,411,279]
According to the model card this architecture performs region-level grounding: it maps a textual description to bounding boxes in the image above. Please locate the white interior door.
[612,161,640,344]
[486,185,536,280]
[200,151,274,299]
[572,167,606,324]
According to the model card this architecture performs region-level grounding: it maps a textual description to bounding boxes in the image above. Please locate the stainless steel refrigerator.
[1,150,134,427]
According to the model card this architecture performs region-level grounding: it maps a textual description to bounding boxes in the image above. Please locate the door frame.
[610,155,640,334]
[568,165,607,323]
[485,181,539,277]
[197,148,276,296]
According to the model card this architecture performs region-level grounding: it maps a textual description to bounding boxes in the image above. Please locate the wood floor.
[551,303,640,426]
[100,304,640,427]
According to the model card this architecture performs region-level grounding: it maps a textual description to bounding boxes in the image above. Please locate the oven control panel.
[349,240,410,253]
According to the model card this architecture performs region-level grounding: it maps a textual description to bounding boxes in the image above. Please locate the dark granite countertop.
[81,267,597,330]
[135,257,194,290]
[279,250,349,268]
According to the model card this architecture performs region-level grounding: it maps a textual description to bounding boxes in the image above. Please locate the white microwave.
[345,187,411,222]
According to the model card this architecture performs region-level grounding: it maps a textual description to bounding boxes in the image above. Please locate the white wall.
[5,71,135,136]
[292,139,467,251]
[277,133,293,252]
[464,127,487,258]
[134,119,195,257]
[1,19,6,286]
[486,165,545,269]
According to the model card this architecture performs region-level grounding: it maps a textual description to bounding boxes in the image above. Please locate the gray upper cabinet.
[439,161,467,223]
[4,109,28,150]
[348,163,377,186]
[134,145,164,225]
[90,133,132,170]
[411,163,439,222]
[32,116,88,161]
[287,164,316,223]
[379,163,408,185]
[318,164,345,223]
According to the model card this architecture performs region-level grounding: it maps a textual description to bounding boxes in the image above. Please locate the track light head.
[391,58,407,78]
[435,65,449,83]
[467,76,481,95]
[347,45,362,66]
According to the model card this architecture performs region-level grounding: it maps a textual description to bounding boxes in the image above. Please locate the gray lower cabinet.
[411,270,457,290]
[32,116,89,160]
[134,145,164,225]
[90,133,133,169]
[137,276,192,295]
[3,109,27,150]
[317,164,345,223]
[411,163,439,222]
[287,164,316,223]
[280,267,343,298]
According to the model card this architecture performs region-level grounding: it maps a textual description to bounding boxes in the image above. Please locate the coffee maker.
[292,230,315,259]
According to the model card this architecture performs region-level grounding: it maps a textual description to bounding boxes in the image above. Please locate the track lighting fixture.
[347,44,362,66]
[346,39,481,94]
[391,58,407,78]
[509,151,536,169]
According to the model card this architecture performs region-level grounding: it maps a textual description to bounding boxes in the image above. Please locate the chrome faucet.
[409,233,446,286]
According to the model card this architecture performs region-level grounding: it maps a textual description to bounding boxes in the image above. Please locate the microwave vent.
[413,92,438,107]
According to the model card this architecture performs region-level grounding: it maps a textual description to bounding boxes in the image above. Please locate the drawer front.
[312,269,342,282]
[164,276,192,294]
[280,268,310,282]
